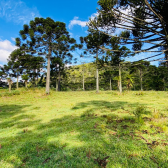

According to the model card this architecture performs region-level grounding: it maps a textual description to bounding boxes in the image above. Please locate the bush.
[0,90,21,97]
[111,91,118,95]
[76,88,83,91]
[133,105,147,122]
[3,92,13,96]
[66,87,72,91]
[12,90,20,95]
[81,110,94,117]
[135,92,145,96]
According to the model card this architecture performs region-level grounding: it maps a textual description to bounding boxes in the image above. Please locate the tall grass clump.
[133,105,147,123]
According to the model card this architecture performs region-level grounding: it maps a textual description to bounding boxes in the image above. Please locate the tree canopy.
[89,0,168,63]
[16,17,76,94]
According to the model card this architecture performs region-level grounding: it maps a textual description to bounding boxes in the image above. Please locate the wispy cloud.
[68,13,98,29]
[11,37,15,42]
[68,17,87,29]
[0,0,40,24]
[0,39,18,63]
[69,32,73,38]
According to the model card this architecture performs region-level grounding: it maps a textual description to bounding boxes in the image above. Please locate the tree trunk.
[163,78,165,91]
[56,78,58,91]
[96,50,99,93]
[46,46,51,94]
[36,70,38,86]
[25,80,27,88]
[58,69,61,91]
[119,63,122,94]
[55,64,58,91]
[9,82,11,92]
[33,69,36,87]
[110,77,112,90]
[83,70,85,91]
[96,68,99,93]
[139,69,143,91]
[16,75,19,89]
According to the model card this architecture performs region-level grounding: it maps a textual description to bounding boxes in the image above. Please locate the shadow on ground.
[0,101,167,168]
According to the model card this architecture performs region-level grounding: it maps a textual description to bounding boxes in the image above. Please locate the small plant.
[106,115,116,124]
[0,90,21,97]
[135,92,145,96]
[66,87,72,91]
[81,110,94,117]
[152,109,161,119]
[12,90,20,95]
[3,92,13,97]
[133,105,147,122]
[111,91,118,95]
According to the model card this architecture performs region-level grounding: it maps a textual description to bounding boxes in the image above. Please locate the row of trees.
[1,51,168,92]
[0,18,77,93]
[59,60,168,91]
[0,0,168,93]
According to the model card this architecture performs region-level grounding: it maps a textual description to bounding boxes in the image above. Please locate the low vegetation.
[0,89,168,167]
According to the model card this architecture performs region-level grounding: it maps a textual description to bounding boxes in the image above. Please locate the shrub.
[111,91,118,95]
[76,88,83,91]
[81,110,94,117]
[3,92,13,97]
[133,105,147,122]
[66,87,72,91]
[0,90,21,97]
[135,92,145,96]
[106,115,116,124]
[12,90,20,95]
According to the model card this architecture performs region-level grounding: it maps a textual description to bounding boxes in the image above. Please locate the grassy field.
[0,89,168,168]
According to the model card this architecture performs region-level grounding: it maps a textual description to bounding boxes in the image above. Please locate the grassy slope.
[0,90,168,168]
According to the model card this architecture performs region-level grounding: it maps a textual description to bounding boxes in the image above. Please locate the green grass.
[0,89,168,168]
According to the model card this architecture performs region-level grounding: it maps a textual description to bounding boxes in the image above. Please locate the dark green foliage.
[12,90,21,95]
[16,17,76,93]
[133,105,147,122]
[91,0,168,64]
[0,90,20,97]
[61,60,168,91]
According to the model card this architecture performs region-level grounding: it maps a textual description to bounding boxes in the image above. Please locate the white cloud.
[69,17,87,29]
[90,13,98,20]
[0,39,17,63]
[68,13,98,29]
[0,0,40,24]
[69,32,73,37]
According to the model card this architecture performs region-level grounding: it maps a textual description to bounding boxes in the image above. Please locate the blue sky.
[0,0,98,66]
[0,0,161,67]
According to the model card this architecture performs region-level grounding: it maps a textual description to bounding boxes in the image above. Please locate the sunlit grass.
[0,89,168,167]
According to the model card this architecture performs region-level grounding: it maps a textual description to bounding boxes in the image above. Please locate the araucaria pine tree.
[16,17,76,94]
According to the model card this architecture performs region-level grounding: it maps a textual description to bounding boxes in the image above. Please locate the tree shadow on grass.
[0,101,167,168]
[72,100,130,110]
[0,105,40,129]
[0,105,31,119]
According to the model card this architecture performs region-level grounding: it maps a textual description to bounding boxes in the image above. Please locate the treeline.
[1,59,167,92]
[1,0,168,93]
[57,61,168,91]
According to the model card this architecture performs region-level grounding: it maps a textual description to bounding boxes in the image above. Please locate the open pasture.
[0,90,168,168]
